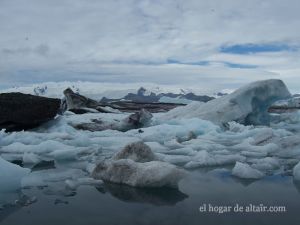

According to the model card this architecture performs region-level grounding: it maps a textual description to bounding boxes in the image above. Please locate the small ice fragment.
[232,162,265,179]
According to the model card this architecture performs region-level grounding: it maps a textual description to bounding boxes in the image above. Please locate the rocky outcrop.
[0,93,61,132]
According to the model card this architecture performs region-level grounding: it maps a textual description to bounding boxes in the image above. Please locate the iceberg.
[92,159,184,188]
[92,142,185,188]
[0,156,30,191]
[160,79,291,126]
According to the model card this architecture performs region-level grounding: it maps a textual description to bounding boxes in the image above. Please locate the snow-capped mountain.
[0,82,221,103]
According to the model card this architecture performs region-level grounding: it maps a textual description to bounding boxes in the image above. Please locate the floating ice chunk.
[250,157,280,171]
[293,162,300,181]
[113,142,157,162]
[21,168,85,187]
[249,128,274,145]
[157,153,191,165]
[184,150,245,168]
[128,118,219,144]
[89,136,140,152]
[144,142,169,153]
[160,79,291,126]
[241,151,267,158]
[167,147,196,156]
[1,140,74,154]
[86,163,97,174]
[92,159,184,188]
[163,139,184,149]
[0,157,30,191]
[231,140,279,154]
[23,153,41,164]
[227,121,253,133]
[232,162,265,179]
[47,147,94,161]
[65,177,103,189]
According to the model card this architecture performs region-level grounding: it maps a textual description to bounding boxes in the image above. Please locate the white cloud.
[0,0,299,91]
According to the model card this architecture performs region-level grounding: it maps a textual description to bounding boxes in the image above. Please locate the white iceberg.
[184,150,245,168]
[160,79,291,126]
[92,142,185,188]
[92,159,184,188]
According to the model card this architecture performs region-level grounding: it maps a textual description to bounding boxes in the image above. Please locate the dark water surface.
[1,170,300,225]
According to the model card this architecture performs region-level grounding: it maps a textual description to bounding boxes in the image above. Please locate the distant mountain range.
[1,82,230,104]
[100,87,218,104]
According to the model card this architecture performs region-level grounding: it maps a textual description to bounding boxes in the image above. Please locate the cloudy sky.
[0,0,300,92]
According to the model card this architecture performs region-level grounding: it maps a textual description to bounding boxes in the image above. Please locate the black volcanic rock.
[0,92,61,132]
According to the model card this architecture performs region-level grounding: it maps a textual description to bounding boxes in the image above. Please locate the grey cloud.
[0,0,299,89]
[2,44,50,56]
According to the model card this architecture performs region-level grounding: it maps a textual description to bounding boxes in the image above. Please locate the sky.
[0,0,300,92]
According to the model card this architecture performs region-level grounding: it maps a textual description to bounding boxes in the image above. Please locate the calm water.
[1,169,300,225]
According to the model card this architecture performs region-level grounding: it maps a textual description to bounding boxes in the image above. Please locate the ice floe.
[0,156,30,191]
[232,162,265,179]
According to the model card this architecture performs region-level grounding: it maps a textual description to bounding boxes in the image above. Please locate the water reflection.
[97,183,188,206]
[2,170,300,225]
[0,191,37,223]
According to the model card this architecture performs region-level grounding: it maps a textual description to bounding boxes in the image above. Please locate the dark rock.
[63,88,117,114]
[125,108,153,127]
[183,93,214,102]
[0,93,61,132]
[10,160,23,167]
[63,88,99,110]
[73,109,152,132]
[31,160,55,171]
[105,101,183,113]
